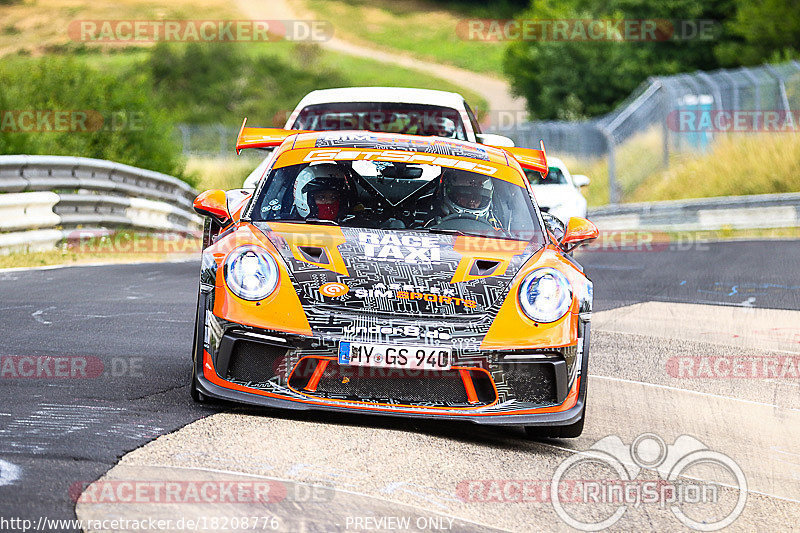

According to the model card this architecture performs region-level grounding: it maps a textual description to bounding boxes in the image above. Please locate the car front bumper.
[193,293,590,427]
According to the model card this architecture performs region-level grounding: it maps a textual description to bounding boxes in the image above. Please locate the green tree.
[0,57,184,178]
[716,0,800,66]
[504,0,736,119]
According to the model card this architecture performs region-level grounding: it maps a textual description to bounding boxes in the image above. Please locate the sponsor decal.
[319,282,349,297]
[302,149,498,175]
[358,232,442,263]
[343,324,452,341]
[396,291,477,309]
[314,134,492,161]
[350,282,478,309]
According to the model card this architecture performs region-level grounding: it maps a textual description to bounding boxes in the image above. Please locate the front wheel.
[190,365,206,403]
[190,290,207,403]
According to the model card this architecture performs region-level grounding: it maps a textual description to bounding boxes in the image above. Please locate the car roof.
[292,87,466,109]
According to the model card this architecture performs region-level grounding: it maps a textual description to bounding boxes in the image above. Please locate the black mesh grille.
[226,340,286,383]
[501,362,558,404]
[292,360,496,407]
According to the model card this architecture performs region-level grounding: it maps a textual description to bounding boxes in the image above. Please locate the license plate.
[338,342,451,370]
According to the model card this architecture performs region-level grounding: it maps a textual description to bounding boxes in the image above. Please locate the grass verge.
[185,155,263,191]
[301,0,506,76]
[562,131,800,207]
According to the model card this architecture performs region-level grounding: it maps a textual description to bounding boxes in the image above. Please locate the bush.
[0,57,185,178]
[147,42,348,126]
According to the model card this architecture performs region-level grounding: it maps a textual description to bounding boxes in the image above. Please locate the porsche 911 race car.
[190,125,598,437]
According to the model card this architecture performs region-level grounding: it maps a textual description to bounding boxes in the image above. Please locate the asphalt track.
[0,240,798,532]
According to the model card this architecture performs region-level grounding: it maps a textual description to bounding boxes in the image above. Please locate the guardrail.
[0,155,202,254]
[588,192,800,232]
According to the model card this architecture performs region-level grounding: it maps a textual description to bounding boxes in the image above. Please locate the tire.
[189,290,207,404]
[190,365,206,403]
[524,409,585,439]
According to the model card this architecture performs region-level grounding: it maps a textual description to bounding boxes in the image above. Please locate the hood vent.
[298,246,330,265]
[470,259,501,277]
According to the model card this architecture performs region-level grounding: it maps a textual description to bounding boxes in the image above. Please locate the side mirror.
[560,217,598,252]
[193,189,230,225]
[572,174,590,187]
[476,133,515,147]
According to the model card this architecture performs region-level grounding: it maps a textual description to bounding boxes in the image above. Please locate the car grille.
[500,362,559,404]
[289,358,496,408]
[225,340,286,383]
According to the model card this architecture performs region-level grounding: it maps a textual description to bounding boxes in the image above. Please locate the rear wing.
[236,118,549,180]
[503,141,548,179]
[235,118,309,154]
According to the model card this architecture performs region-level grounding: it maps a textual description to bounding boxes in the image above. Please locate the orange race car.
[190,126,598,437]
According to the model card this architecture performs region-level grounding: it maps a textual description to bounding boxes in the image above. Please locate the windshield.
[527,166,568,185]
[291,102,468,140]
[251,159,543,242]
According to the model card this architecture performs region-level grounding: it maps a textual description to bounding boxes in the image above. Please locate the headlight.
[224,246,279,301]
[518,268,572,323]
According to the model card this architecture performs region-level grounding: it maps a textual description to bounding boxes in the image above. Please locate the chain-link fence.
[492,60,800,204]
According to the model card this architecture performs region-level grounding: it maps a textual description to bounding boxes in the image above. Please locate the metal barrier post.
[764,64,792,113]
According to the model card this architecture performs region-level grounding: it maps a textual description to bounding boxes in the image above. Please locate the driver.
[441,170,495,220]
[292,163,352,221]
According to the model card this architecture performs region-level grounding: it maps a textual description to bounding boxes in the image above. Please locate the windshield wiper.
[306,218,340,226]
[266,218,340,226]
[424,227,470,237]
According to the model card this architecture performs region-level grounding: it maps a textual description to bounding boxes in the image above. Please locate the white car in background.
[526,156,590,224]
[284,87,513,145]
[243,87,514,189]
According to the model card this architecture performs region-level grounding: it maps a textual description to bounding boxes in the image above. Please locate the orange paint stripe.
[459,369,479,404]
[304,359,330,392]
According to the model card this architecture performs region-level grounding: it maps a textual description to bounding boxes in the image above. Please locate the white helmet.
[441,170,493,218]
[293,163,351,220]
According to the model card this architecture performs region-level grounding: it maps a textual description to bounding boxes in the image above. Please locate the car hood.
[253,222,538,319]
[531,185,577,208]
